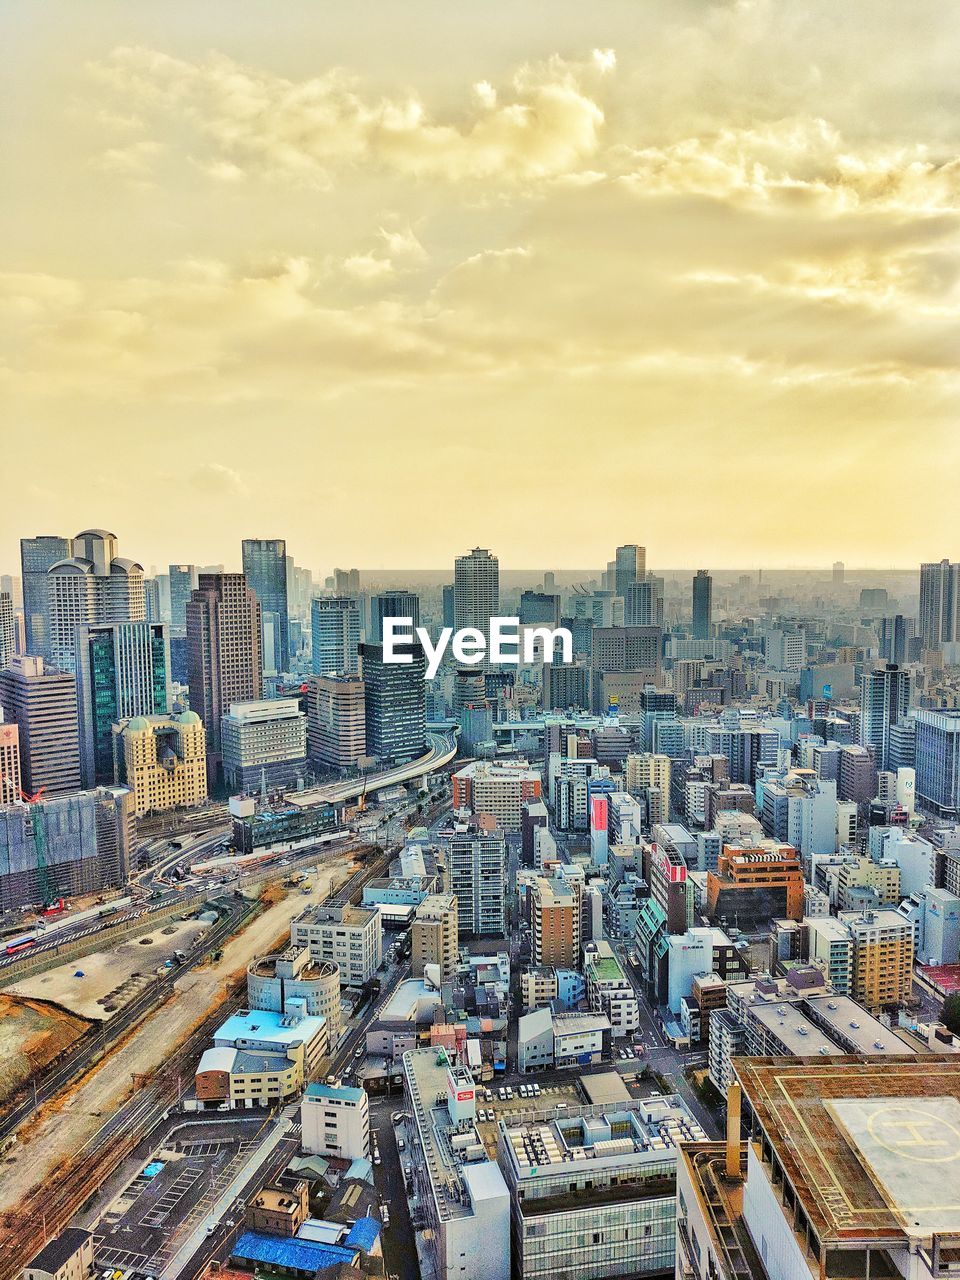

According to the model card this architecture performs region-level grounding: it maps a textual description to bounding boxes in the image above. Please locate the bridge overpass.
[288,729,459,808]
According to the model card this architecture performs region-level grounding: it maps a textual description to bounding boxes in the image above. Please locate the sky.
[1,1,958,575]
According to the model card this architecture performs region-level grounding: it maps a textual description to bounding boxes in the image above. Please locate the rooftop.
[27,1228,92,1272]
[214,1007,325,1048]
[305,1082,366,1104]
[735,1055,960,1246]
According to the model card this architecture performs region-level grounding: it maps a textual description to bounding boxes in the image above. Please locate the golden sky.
[2,1,958,573]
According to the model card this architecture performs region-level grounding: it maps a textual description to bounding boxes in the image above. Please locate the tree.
[942,993,960,1037]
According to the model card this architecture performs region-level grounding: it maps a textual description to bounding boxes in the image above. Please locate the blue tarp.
[232,1231,356,1271]
[344,1216,382,1253]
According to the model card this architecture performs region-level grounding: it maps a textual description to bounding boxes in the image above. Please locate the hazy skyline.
[2,1,958,569]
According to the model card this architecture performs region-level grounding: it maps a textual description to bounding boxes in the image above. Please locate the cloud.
[189,463,247,496]
[87,46,608,188]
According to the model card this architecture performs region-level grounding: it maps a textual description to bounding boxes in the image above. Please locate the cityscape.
[4,3,960,1280]
[1,540,960,1280]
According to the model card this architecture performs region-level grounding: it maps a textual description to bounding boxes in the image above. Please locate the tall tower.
[0,655,82,796]
[919,559,960,652]
[168,564,198,631]
[614,545,646,599]
[0,593,14,670]
[186,573,262,780]
[20,535,71,659]
[359,640,426,763]
[692,569,713,641]
[370,591,421,642]
[242,539,289,675]
[311,597,360,676]
[859,662,912,774]
[454,548,499,668]
[46,530,145,674]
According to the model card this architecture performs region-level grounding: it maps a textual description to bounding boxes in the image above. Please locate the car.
[381,1206,390,1229]
[374,1150,381,1165]
[518,1085,528,1097]
[392,1111,404,1124]
[505,1087,514,1099]
[532,1083,541,1096]
[206,1222,218,1235]
[397,1137,405,1151]
[354,1046,364,1058]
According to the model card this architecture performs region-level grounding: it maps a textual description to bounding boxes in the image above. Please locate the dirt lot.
[7,917,211,1021]
[0,857,354,1213]
[0,995,90,1104]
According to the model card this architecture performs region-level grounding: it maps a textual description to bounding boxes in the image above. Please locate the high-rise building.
[445,822,507,935]
[542,662,589,712]
[222,698,307,793]
[358,640,426,763]
[307,674,367,771]
[919,558,960,651]
[76,621,171,787]
[242,539,289,675]
[859,662,911,774]
[837,908,914,1011]
[692,569,712,641]
[311,597,360,676]
[451,760,542,832]
[144,577,163,624]
[590,625,661,713]
[0,655,81,796]
[441,583,455,630]
[20,535,71,658]
[878,613,916,664]
[168,564,198,630]
[614,544,646,598]
[915,707,960,816]
[333,568,360,595]
[624,579,663,628]
[0,592,13,669]
[411,893,459,980]
[0,717,21,804]
[531,874,581,967]
[519,591,560,627]
[454,548,499,668]
[186,573,262,778]
[113,710,207,816]
[47,530,146,674]
[832,559,845,584]
[370,590,420,642]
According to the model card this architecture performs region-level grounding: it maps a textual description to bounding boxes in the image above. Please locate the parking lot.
[93,1117,268,1275]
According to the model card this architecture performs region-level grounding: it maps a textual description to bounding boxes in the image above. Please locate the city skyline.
[3,0,959,567]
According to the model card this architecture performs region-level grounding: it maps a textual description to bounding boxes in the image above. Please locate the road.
[291,731,458,807]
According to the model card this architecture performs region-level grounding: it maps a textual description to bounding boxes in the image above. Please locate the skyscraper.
[832,560,845,585]
[0,655,81,796]
[311,597,360,675]
[0,718,21,805]
[441,583,455,630]
[0,592,14,669]
[692,569,713,641]
[919,559,960,651]
[186,573,262,779]
[370,590,420,642]
[241,539,289,674]
[359,640,426,763]
[624,579,663,628]
[20,535,71,659]
[614,544,646,598]
[878,614,916,664]
[76,620,171,786]
[307,674,367,770]
[859,662,911,774]
[46,530,146,674]
[168,564,198,630]
[519,591,560,626]
[454,548,499,668]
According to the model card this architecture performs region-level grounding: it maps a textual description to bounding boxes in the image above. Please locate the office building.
[590,625,661,713]
[370,590,420,642]
[0,655,81,796]
[454,547,500,667]
[291,902,383,986]
[311,596,360,676]
[168,563,198,630]
[878,614,916,664]
[445,821,507,935]
[76,620,171,788]
[20,534,71,659]
[186,572,262,778]
[402,1049,510,1280]
[838,907,914,1011]
[677,1057,960,1280]
[915,707,960,816]
[692,569,712,641]
[196,1005,327,1109]
[46,530,146,673]
[499,1092,699,1280]
[583,938,640,1038]
[530,874,581,968]
[0,718,20,805]
[301,1082,370,1161]
[838,743,878,806]
[542,661,588,711]
[359,640,426,763]
[519,591,560,627]
[452,760,542,832]
[705,844,805,929]
[624,579,663,627]
[411,892,459,980]
[614,543,646,597]
[0,592,13,669]
[919,557,960,650]
[859,662,911,773]
[307,673,367,770]
[242,538,289,675]
[222,697,307,793]
[113,711,207,816]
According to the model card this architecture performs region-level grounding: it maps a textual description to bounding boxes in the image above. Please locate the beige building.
[836,857,901,911]
[113,710,207,817]
[412,893,459,980]
[307,673,367,770]
[531,874,581,968]
[0,718,21,805]
[24,1228,94,1280]
[839,908,915,1011]
[624,751,671,798]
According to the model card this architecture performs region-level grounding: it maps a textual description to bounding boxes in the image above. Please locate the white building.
[221,697,307,793]
[583,939,640,1038]
[291,902,383,986]
[301,1082,370,1161]
[444,822,507,935]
